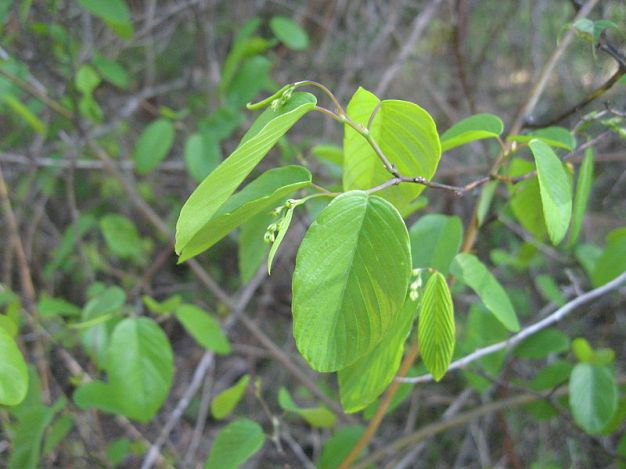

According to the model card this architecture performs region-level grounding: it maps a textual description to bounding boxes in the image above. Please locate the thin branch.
[399,271,626,385]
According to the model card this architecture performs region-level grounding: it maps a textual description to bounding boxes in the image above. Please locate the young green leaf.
[569,363,617,434]
[529,361,573,391]
[238,212,273,283]
[178,166,310,262]
[133,119,175,175]
[74,317,173,422]
[343,87,441,215]
[211,375,250,420]
[508,158,547,240]
[568,146,594,246]
[184,133,220,183]
[318,426,365,469]
[37,296,81,318]
[450,253,520,332]
[591,227,626,287]
[176,92,316,257]
[418,272,455,382]
[77,0,133,39]
[278,388,336,428]
[514,328,570,359]
[270,16,309,50]
[99,214,143,261]
[204,418,265,469]
[338,297,419,412]
[267,205,294,274]
[92,55,129,89]
[477,180,498,227]
[409,214,463,275]
[0,327,28,406]
[440,113,503,152]
[292,191,411,372]
[175,304,231,355]
[529,139,572,245]
[508,127,576,151]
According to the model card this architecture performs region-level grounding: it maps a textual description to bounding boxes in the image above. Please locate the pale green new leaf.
[175,304,231,355]
[267,205,294,274]
[99,214,143,261]
[176,92,316,257]
[409,214,463,275]
[211,375,249,420]
[418,272,455,381]
[133,119,175,175]
[338,297,419,412]
[179,166,310,262]
[343,87,441,215]
[204,419,265,469]
[278,388,336,428]
[270,16,309,51]
[451,253,520,332]
[440,113,503,152]
[0,327,28,406]
[568,146,594,246]
[569,363,617,434]
[292,191,411,372]
[529,139,572,245]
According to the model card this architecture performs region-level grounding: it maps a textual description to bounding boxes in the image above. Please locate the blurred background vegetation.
[0,0,625,468]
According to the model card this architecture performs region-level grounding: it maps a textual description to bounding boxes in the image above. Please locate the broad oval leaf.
[529,139,572,245]
[514,328,570,359]
[204,418,265,469]
[569,363,617,434]
[178,166,310,262]
[418,272,455,381]
[440,113,504,152]
[176,92,316,256]
[184,133,220,183]
[450,253,520,332]
[175,304,231,355]
[99,214,143,261]
[211,375,250,420]
[338,297,419,412]
[409,214,463,275]
[568,146,594,246]
[270,16,309,51]
[0,327,28,406]
[343,87,441,215]
[133,119,175,175]
[591,227,626,287]
[292,191,411,372]
[508,158,546,239]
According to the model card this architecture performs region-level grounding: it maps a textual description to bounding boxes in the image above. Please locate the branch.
[399,271,626,385]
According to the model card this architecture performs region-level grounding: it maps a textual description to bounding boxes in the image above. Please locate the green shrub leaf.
[451,253,520,332]
[278,388,336,428]
[211,375,250,420]
[569,363,617,434]
[409,214,463,275]
[133,119,175,175]
[175,304,231,355]
[440,113,503,152]
[418,272,455,381]
[176,92,316,257]
[270,16,309,50]
[204,418,265,469]
[0,327,28,406]
[591,227,626,287]
[568,146,594,246]
[292,191,411,372]
[529,139,572,245]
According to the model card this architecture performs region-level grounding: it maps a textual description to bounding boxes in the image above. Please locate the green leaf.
[514,328,570,358]
[318,426,365,469]
[2,94,46,135]
[142,294,182,315]
[226,56,273,107]
[530,360,572,391]
[569,363,617,434]
[99,214,143,261]
[418,272,455,381]
[270,16,309,50]
[343,87,441,215]
[312,144,343,166]
[238,212,272,283]
[178,166,310,262]
[176,92,316,257]
[43,414,74,456]
[409,214,463,275]
[267,205,294,274]
[37,296,81,318]
[184,133,220,183]
[0,327,28,406]
[92,55,129,89]
[534,274,565,306]
[572,337,594,362]
[292,191,411,372]
[338,297,419,412]
[175,304,231,355]
[509,127,576,151]
[278,388,336,428]
[477,180,498,227]
[440,113,503,152]
[75,65,100,95]
[204,418,265,469]
[450,253,520,332]
[211,375,250,420]
[77,0,133,39]
[74,317,173,422]
[508,158,546,239]
[133,119,175,175]
[529,139,572,245]
[568,146,594,246]
[591,227,626,287]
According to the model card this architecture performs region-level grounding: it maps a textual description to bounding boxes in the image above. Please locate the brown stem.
[337,340,420,469]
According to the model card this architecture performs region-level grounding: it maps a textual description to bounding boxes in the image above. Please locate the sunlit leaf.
[440,113,503,152]
[211,375,249,420]
[569,363,617,434]
[204,419,265,469]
